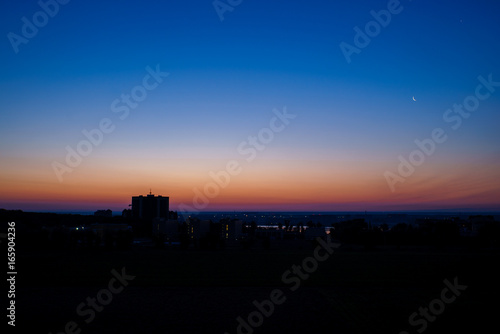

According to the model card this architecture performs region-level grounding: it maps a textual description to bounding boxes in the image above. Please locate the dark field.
[15,243,499,334]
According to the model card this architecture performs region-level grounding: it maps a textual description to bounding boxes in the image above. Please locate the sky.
[1,0,500,213]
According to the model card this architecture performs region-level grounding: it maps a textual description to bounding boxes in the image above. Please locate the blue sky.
[1,0,500,211]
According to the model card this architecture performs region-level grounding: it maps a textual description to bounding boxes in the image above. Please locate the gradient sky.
[1,0,500,213]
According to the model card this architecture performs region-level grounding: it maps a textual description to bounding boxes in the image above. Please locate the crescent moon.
[412,96,416,102]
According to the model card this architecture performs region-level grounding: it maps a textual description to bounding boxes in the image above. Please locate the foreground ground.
[12,242,499,334]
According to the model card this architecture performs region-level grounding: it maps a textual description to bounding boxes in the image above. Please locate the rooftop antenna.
[149,188,152,195]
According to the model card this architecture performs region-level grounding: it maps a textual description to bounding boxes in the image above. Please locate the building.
[94,209,112,217]
[304,227,326,240]
[132,192,169,221]
[221,219,243,240]
[91,223,130,239]
[186,217,211,239]
[153,218,179,240]
[254,227,283,240]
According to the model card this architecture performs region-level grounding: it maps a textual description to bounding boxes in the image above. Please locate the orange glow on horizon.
[1,155,499,212]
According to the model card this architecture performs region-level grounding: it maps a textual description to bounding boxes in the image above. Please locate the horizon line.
[3,208,500,216]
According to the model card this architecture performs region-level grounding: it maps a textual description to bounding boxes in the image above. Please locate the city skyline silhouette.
[1,0,499,214]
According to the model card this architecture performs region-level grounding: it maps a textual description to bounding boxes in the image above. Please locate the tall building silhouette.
[132,191,169,221]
